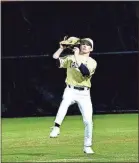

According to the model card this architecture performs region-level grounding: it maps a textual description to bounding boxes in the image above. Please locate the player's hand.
[60,43,66,50]
[73,47,80,55]
[73,47,80,67]
[59,36,68,50]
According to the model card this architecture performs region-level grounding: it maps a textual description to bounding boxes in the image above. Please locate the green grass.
[2,114,138,162]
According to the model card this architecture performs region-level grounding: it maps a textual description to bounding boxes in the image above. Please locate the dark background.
[1,1,138,117]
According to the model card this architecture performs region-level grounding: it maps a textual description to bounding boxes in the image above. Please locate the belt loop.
[68,85,71,88]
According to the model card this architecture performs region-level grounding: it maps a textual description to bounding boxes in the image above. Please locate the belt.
[68,85,90,91]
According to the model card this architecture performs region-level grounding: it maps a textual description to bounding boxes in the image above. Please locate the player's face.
[80,41,93,54]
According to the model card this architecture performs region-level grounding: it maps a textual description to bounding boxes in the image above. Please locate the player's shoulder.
[89,57,97,65]
[67,54,74,60]
[60,54,73,59]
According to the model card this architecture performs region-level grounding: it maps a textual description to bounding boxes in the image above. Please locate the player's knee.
[83,118,92,126]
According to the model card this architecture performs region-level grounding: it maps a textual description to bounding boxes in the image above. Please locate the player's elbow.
[52,55,59,59]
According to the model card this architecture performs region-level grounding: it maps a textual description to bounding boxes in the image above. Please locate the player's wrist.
[59,47,64,50]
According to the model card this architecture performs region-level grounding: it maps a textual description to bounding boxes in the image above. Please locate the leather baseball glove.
[60,36,81,49]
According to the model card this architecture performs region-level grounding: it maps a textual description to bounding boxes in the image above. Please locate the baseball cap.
[80,38,94,48]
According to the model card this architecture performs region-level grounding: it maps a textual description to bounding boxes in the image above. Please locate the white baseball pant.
[54,85,93,147]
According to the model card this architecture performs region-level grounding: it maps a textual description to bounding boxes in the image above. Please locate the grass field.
[2,114,138,162]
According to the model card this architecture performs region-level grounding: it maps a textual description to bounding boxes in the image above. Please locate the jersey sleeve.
[79,64,90,76]
[89,60,97,76]
[58,55,70,68]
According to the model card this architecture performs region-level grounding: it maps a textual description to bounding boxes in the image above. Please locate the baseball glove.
[60,36,81,49]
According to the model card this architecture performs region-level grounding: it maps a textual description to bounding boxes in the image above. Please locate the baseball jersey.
[58,55,97,88]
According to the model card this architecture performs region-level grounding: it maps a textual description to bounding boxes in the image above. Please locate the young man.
[50,37,97,154]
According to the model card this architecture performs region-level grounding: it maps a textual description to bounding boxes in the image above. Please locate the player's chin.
[81,50,90,54]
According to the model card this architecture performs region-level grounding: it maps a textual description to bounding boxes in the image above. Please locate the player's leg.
[50,87,74,138]
[77,94,94,154]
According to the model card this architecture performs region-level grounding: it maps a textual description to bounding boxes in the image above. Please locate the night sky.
[2,1,138,117]
[2,1,138,57]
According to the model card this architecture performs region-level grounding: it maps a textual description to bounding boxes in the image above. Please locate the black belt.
[68,85,89,91]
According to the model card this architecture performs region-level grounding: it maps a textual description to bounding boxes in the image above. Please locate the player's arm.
[52,43,70,68]
[73,47,90,76]
[79,64,90,76]
[79,61,97,77]
[86,60,97,77]
[53,49,71,69]
[53,47,64,59]
[53,51,70,69]
[73,47,97,76]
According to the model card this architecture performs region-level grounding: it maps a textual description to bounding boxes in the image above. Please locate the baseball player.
[50,37,97,154]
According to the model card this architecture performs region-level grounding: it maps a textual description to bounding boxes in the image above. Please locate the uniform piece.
[54,55,96,146]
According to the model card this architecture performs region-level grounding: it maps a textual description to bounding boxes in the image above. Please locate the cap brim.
[80,40,92,47]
